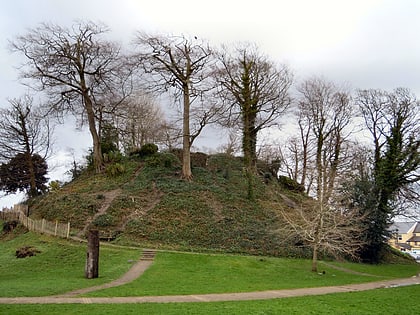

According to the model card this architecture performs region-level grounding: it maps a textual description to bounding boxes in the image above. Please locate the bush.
[92,214,114,227]
[145,152,180,168]
[191,152,208,168]
[103,151,123,163]
[2,220,19,233]
[105,163,125,177]
[48,180,61,192]
[130,143,159,158]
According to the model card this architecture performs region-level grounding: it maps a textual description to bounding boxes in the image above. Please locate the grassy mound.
[27,153,304,256]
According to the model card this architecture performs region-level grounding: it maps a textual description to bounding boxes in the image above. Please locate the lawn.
[1,228,419,314]
[85,251,419,297]
[1,231,418,298]
[1,285,419,314]
[0,231,141,297]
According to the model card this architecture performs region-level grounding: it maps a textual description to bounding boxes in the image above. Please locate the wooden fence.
[1,204,70,239]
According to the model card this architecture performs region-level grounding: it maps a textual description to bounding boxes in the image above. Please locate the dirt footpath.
[0,275,419,304]
[1,249,419,304]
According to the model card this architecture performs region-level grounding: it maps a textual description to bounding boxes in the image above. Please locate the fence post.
[42,219,45,234]
[55,221,58,236]
[67,222,70,239]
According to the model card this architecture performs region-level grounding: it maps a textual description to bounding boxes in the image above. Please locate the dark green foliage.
[103,151,123,163]
[92,214,114,227]
[105,163,125,177]
[31,193,101,229]
[343,175,390,263]
[0,153,48,197]
[2,220,19,233]
[207,154,243,179]
[352,88,420,263]
[100,123,119,155]
[130,143,159,158]
[28,153,308,257]
[144,152,181,169]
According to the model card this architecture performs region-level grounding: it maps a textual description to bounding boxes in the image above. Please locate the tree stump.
[85,230,99,279]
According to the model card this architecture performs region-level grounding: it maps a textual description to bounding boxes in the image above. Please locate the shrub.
[92,214,114,227]
[130,143,159,158]
[191,152,208,168]
[103,150,123,163]
[145,152,180,168]
[48,180,61,192]
[2,220,19,233]
[105,163,125,177]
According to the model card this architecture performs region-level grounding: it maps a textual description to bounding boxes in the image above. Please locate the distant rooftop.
[389,222,417,234]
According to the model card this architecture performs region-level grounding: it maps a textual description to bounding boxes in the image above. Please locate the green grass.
[1,230,419,314]
[0,231,140,297]
[2,230,418,299]
[28,154,299,256]
[85,251,420,297]
[323,260,419,278]
[1,285,419,314]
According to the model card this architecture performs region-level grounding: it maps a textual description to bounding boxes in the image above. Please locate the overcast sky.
[1,0,420,207]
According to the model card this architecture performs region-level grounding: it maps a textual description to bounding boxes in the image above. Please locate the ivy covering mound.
[28,152,308,257]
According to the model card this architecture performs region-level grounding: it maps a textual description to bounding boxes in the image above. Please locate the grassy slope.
[28,153,301,256]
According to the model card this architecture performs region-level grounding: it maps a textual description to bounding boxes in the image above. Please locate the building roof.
[389,222,417,234]
[408,222,420,233]
[396,243,412,250]
[407,236,420,243]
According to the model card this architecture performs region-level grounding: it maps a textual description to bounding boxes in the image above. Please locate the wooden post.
[85,230,100,279]
[66,222,70,239]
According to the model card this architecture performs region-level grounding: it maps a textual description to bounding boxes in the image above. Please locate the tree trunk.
[25,152,37,198]
[84,94,104,173]
[181,84,192,180]
[315,134,324,202]
[85,230,100,279]
[311,242,318,272]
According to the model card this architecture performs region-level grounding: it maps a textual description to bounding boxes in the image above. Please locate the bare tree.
[279,200,365,272]
[217,130,241,156]
[296,77,354,203]
[216,44,292,172]
[10,21,134,173]
[0,95,52,197]
[133,33,216,180]
[114,92,169,152]
[275,78,359,269]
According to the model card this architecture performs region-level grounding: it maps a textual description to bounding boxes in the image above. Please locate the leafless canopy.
[10,21,134,172]
[280,200,366,272]
[296,77,354,202]
[133,33,217,179]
